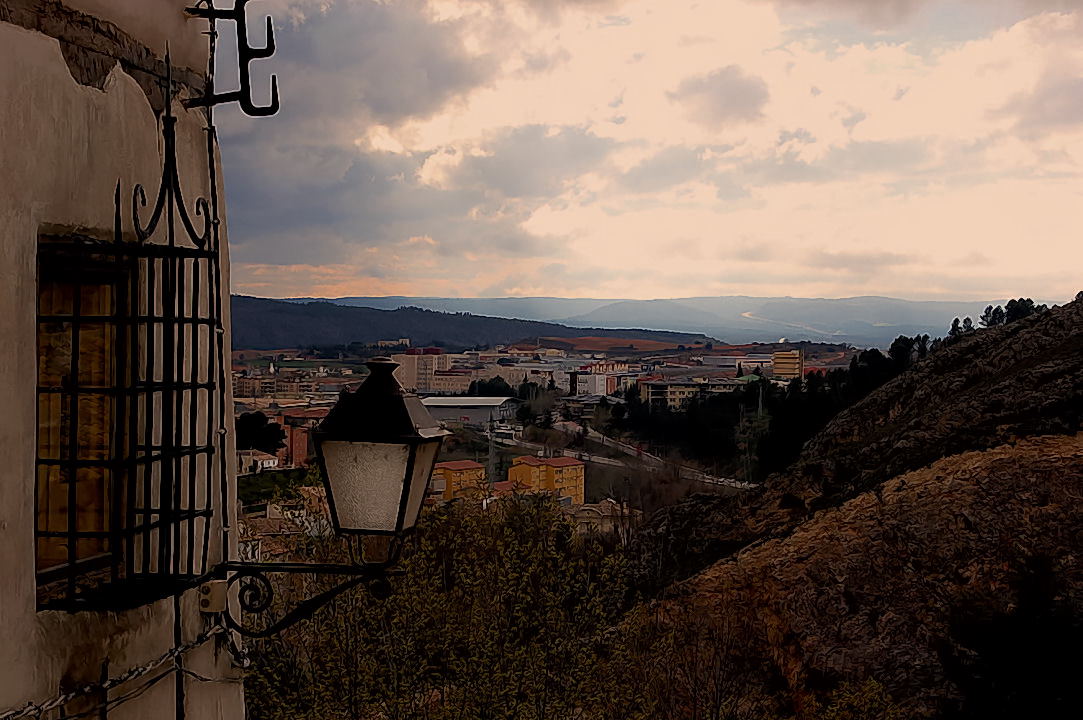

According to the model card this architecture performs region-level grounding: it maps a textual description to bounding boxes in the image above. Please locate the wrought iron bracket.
[184,0,279,116]
[210,561,399,638]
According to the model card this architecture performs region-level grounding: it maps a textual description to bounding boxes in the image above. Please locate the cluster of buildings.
[229,347,814,477]
[387,346,805,402]
[432,455,585,505]
[232,346,808,406]
[238,455,637,564]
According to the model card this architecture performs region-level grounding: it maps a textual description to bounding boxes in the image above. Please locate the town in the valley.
[232,335,852,559]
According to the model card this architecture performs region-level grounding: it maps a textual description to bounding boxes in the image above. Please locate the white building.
[1,2,251,717]
[576,374,610,396]
[421,397,521,426]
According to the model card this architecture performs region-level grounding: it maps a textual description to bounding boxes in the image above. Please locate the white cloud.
[223,0,1083,302]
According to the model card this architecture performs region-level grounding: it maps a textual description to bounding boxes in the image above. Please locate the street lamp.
[211,357,450,637]
[314,357,450,547]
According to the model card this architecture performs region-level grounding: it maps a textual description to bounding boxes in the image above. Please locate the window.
[36,255,127,598]
[35,239,225,609]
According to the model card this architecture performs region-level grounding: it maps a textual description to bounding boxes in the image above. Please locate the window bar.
[169,251,184,578]
[204,104,230,576]
[67,279,82,598]
[142,256,157,575]
[200,259,216,575]
[109,269,129,585]
[125,255,140,583]
[160,241,176,578]
[198,21,220,579]
[185,258,195,575]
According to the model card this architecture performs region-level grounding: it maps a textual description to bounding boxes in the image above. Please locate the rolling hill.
[279,294,1049,347]
[230,296,718,350]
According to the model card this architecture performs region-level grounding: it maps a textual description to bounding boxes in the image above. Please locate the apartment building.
[772,349,805,379]
[432,460,488,501]
[391,351,452,392]
[639,378,745,411]
[507,456,585,504]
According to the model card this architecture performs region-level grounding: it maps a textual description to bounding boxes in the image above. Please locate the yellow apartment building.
[432,459,488,500]
[507,456,586,504]
[772,349,805,379]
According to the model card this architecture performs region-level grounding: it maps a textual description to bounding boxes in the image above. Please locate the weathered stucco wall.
[0,1,242,717]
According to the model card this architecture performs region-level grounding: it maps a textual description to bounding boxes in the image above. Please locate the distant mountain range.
[230,296,717,350]
[281,294,1032,346]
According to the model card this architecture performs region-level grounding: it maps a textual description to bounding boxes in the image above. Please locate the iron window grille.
[34,65,230,611]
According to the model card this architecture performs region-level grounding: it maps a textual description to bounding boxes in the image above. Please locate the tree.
[1004,298,1047,324]
[949,317,963,339]
[468,376,514,396]
[979,305,996,328]
[888,335,916,371]
[235,411,286,454]
[916,334,930,360]
[962,316,975,333]
[246,497,630,720]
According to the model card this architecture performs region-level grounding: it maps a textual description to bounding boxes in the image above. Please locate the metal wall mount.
[184,0,280,117]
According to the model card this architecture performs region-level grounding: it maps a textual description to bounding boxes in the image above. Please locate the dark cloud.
[668,66,769,126]
[805,250,919,272]
[449,125,617,198]
[738,150,833,185]
[778,128,817,145]
[772,0,925,27]
[772,0,1083,31]
[221,122,616,268]
[822,139,928,173]
[222,139,555,267]
[620,146,710,192]
[215,0,566,270]
[841,109,867,130]
[281,0,492,124]
[999,70,1083,136]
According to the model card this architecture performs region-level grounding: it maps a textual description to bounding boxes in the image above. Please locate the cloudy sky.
[217,0,1083,301]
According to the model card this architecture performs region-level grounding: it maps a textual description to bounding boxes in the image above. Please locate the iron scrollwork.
[184,0,280,117]
[123,56,214,249]
[218,562,394,638]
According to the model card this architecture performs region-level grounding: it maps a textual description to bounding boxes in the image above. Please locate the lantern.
[313,358,449,540]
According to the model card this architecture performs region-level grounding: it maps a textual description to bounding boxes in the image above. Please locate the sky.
[216,0,1083,301]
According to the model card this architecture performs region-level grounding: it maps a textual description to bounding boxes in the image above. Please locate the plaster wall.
[0,1,242,717]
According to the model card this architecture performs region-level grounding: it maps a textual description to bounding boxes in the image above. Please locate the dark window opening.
[35,238,224,610]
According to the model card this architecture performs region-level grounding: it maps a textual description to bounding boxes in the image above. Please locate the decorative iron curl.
[234,570,274,614]
[217,563,392,638]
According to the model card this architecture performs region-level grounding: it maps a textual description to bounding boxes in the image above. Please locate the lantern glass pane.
[321,441,408,532]
[401,440,440,531]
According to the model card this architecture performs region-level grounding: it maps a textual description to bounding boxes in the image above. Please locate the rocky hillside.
[631,298,1083,716]
[635,298,1083,590]
[676,434,1083,717]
